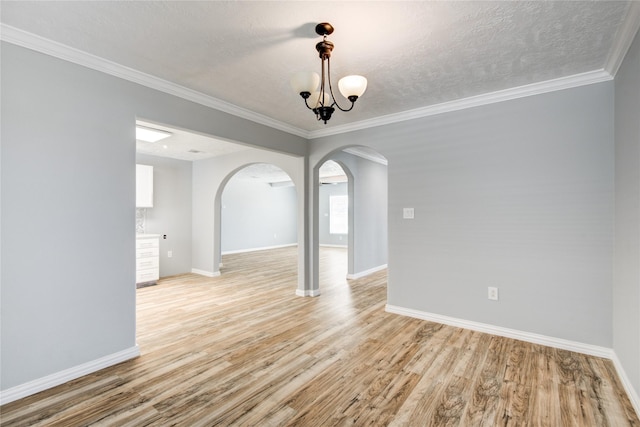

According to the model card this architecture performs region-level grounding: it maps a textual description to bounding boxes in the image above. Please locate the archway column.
[212,196,222,275]
[298,156,321,296]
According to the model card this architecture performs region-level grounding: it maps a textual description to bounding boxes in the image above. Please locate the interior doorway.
[219,163,298,275]
[315,147,388,294]
[318,160,349,289]
[134,119,306,345]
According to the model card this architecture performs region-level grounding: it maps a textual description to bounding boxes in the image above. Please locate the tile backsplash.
[136,208,146,233]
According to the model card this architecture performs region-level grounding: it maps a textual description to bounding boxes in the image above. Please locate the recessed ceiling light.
[136,126,171,142]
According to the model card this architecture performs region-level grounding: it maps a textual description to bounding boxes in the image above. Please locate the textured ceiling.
[1,1,633,134]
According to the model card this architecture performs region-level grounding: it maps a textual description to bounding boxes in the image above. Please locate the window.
[329,195,348,234]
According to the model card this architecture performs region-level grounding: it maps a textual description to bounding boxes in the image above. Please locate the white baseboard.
[221,243,297,255]
[346,264,388,280]
[385,304,612,358]
[191,268,220,277]
[610,351,640,416]
[296,288,321,297]
[319,244,348,248]
[0,345,140,405]
[385,304,640,418]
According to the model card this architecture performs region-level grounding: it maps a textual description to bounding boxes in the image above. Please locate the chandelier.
[291,22,367,124]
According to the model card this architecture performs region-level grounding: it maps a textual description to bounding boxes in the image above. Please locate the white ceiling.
[2,1,637,136]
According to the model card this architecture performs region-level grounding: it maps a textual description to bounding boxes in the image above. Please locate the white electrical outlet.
[403,208,415,219]
[168,250,173,258]
[488,287,498,301]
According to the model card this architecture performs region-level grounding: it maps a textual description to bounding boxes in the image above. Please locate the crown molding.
[308,69,613,139]
[0,24,309,139]
[1,24,619,142]
[343,147,388,165]
[604,1,640,77]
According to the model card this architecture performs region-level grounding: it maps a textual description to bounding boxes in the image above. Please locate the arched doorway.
[218,163,298,280]
[208,156,306,296]
[134,118,307,295]
[317,160,350,290]
[312,146,388,294]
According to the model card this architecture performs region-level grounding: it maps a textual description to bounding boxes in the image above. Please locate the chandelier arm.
[302,96,315,111]
[292,22,363,124]
[333,100,356,112]
[326,57,355,112]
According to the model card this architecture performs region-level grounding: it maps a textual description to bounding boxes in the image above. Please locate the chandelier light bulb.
[309,91,332,108]
[290,71,320,96]
[338,75,368,99]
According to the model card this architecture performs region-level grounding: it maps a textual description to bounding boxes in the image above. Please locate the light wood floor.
[1,247,638,426]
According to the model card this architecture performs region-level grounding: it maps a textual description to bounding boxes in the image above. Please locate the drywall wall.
[0,42,306,395]
[614,28,640,399]
[327,151,388,276]
[310,81,614,347]
[136,153,193,278]
[191,150,305,284]
[1,43,137,391]
[221,178,297,253]
[135,154,298,273]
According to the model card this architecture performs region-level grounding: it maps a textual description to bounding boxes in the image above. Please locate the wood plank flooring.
[1,246,638,426]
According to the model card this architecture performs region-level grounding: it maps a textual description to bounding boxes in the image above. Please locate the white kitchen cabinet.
[136,234,160,286]
[136,164,153,208]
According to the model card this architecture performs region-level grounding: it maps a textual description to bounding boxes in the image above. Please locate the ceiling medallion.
[291,22,367,124]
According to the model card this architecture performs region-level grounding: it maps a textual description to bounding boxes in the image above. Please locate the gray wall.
[327,151,388,275]
[614,29,640,396]
[221,178,297,253]
[136,153,192,278]
[319,182,348,247]
[1,44,137,390]
[0,42,306,392]
[191,150,305,280]
[136,154,298,269]
[310,82,614,347]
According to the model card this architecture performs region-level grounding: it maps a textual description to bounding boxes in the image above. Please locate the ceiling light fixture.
[291,22,367,124]
[135,126,172,143]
